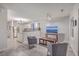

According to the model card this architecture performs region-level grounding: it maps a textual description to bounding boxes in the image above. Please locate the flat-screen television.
[46,26,58,33]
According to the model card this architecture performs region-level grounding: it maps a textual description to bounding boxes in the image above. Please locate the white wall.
[78,7,79,56]
[69,4,79,56]
[51,16,69,42]
[78,8,79,56]
[0,6,8,50]
[0,6,18,50]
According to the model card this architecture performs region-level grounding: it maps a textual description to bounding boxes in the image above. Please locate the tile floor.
[0,42,75,56]
[0,44,47,56]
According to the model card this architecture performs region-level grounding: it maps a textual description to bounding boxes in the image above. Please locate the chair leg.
[28,44,35,49]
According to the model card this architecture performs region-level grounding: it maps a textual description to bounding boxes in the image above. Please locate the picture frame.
[71,17,74,37]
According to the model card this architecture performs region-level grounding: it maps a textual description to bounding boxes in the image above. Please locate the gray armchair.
[47,42,68,56]
[27,36,37,49]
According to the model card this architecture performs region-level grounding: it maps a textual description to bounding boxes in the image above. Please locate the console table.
[39,37,57,45]
[39,33,58,45]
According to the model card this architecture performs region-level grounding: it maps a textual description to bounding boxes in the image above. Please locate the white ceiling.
[1,3,74,21]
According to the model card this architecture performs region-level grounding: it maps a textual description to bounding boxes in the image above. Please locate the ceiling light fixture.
[13,17,30,22]
[47,13,52,21]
